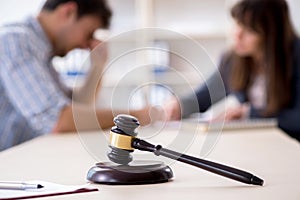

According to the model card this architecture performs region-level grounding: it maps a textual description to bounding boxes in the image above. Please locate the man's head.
[39,0,112,56]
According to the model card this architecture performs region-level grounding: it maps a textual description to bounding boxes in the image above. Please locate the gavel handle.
[132,138,263,186]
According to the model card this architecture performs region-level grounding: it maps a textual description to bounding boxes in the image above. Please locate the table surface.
[0,125,299,200]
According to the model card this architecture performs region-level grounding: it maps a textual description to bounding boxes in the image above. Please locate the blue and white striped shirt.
[0,17,70,151]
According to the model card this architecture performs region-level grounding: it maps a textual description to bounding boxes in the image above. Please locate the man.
[0,0,150,151]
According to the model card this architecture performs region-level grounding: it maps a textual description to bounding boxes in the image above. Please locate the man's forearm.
[53,103,150,133]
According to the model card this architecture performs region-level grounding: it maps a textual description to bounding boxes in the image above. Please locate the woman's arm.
[277,39,300,141]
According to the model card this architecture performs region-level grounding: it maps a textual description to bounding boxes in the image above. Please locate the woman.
[165,0,300,141]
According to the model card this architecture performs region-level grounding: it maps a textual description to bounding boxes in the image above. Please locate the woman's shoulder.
[219,50,234,62]
[292,38,300,83]
[292,38,300,71]
[218,50,234,69]
[293,38,300,55]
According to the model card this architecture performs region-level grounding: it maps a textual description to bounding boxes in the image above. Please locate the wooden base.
[87,160,173,185]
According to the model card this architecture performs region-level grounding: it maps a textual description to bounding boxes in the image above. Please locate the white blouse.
[248,74,267,110]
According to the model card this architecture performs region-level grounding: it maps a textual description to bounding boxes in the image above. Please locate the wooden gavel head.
[107,114,139,165]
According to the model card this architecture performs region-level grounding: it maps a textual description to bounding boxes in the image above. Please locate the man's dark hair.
[42,0,112,28]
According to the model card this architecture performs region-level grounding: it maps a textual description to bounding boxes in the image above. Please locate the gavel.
[107,114,264,186]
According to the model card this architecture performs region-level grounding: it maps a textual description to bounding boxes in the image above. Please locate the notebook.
[0,181,98,200]
[182,118,277,132]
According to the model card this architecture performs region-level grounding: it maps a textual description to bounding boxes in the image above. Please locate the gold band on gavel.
[109,131,135,150]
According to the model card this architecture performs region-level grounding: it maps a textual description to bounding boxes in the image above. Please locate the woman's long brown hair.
[230,0,297,116]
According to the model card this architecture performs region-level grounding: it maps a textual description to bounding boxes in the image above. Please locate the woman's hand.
[213,103,250,122]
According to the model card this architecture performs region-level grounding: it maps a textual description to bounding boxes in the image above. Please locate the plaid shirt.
[0,16,70,151]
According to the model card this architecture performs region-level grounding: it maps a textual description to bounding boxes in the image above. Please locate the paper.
[0,180,98,200]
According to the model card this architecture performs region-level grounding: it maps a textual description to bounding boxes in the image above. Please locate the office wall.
[0,0,44,25]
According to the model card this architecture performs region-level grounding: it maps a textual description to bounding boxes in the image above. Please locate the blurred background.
[1,0,300,110]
